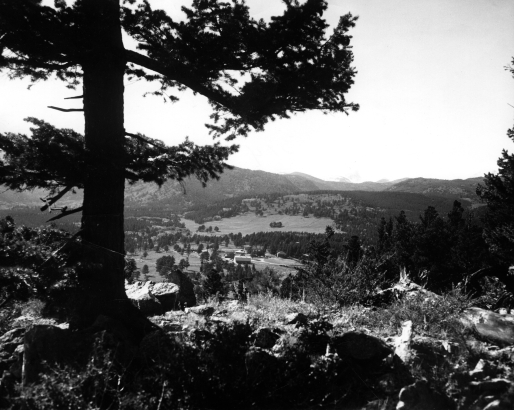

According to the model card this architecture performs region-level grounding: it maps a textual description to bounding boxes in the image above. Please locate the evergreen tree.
[178,258,190,271]
[475,57,514,294]
[202,268,224,298]
[155,255,175,274]
[0,0,359,333]
[477,129,514,264]
[344,235,362,267]
[124,258,139,283]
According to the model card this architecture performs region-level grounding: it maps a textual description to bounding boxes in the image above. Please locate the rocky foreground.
[1,290,514,409]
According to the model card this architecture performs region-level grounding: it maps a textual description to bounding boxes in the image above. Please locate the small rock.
[285,312,308,326]
[471,379,512,394]
[159,321,182,332]
[395,320,413,362]
[230,311,249,323]
[186,305,215,316]
[469,359,498,380]
[483,399,507,410]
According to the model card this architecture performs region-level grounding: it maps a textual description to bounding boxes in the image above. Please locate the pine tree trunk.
[74,0,153,338]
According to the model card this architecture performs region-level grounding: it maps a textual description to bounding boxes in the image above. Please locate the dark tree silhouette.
[476,57,514,294]
[0,0,359,335]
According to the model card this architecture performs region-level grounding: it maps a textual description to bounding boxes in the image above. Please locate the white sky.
[1,0,513,182]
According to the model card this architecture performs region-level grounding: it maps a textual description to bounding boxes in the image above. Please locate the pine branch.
[125,50,237,114]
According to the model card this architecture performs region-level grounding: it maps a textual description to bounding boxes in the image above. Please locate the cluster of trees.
[197,225,220,233]
[290,195,514,307]
[231,231,348,258]
[372,202,487,290]
[194,259,282,302]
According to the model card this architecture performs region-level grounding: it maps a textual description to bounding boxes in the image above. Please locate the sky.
[1,0,513,182]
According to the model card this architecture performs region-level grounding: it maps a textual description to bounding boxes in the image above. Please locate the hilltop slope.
[385,177,483,201]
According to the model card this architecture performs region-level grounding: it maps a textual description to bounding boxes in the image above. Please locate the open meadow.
[182,212,334,236]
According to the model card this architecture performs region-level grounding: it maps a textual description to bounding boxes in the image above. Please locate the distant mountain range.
[0,167,485,211]
[385,177,485,200]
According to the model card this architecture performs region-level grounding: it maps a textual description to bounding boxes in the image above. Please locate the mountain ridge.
[0,167,485,210]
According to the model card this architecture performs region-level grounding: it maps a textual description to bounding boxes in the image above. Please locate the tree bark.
[74,0,153,338]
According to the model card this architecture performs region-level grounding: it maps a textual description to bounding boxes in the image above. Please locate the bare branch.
[5,57,75,71]
[125,132,163,149]
[48,106,84,112]
[64,95,83,100]
[40,185,73,211]
[46,206,83,222]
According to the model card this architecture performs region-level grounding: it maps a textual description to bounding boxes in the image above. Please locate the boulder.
[125,281,163,315]
[125,279,196,315]
[151,282,180,311]
[460,307,514,346]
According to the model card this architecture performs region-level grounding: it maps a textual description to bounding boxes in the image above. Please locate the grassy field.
[182,212,334,236]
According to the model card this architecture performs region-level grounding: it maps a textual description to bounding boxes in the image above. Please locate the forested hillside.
[1,167,484,214]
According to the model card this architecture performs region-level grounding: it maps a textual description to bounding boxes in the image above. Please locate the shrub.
[296,254,393,308]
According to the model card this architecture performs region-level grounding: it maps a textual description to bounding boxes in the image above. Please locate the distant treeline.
[232,231,348,258]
